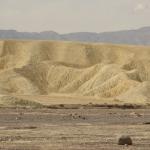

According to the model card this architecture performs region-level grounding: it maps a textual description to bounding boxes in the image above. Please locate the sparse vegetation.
[0,96,44,108]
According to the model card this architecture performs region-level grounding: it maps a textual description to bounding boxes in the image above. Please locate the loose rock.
[118,135,132,145]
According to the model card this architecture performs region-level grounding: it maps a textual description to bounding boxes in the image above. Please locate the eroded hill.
[0,40,150,105]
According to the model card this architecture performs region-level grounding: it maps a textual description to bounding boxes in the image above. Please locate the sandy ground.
[0,40,150,149]
[0,107,149,150]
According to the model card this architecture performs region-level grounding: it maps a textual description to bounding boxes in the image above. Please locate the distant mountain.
[0,26,150,45]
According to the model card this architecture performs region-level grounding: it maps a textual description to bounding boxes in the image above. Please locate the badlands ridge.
[0,40,150,106]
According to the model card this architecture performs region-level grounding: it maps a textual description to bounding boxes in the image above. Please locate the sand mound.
[117,81,150,104]
[0,40,150,105]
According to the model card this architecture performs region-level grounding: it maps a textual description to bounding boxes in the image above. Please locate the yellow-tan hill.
[0,40,150,104]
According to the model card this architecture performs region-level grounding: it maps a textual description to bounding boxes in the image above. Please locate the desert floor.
[0,107,149,150]
[0,40,150,149]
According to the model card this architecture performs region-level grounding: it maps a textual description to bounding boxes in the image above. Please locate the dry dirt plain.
[0,106,149,150]
[1,40,150,150]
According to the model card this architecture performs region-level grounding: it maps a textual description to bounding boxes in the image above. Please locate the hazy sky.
[0,0,150,33]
